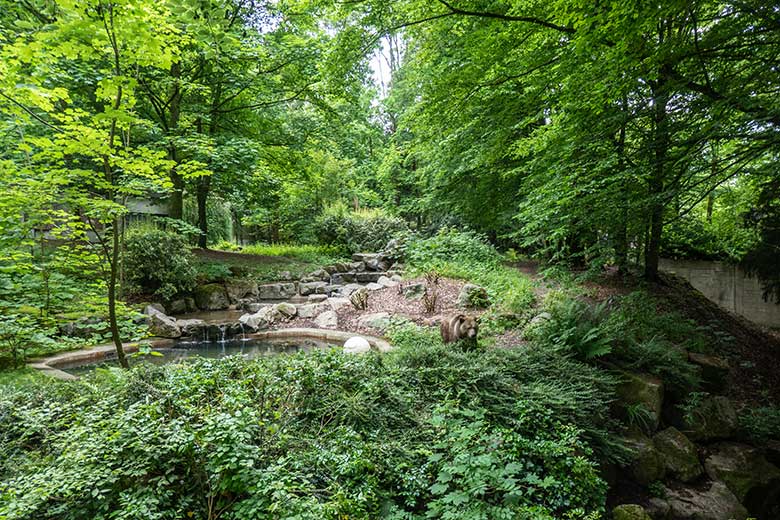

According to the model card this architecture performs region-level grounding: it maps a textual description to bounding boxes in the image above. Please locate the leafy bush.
[0,324,617,519]
[313,204,409,254]
[124,226,197,300]
[405,228,502,267]
[237,243,346,264]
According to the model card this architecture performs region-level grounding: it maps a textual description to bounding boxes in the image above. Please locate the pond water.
[63,337,332,376]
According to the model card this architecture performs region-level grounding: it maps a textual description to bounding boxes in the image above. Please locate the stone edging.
[28,328,391,380]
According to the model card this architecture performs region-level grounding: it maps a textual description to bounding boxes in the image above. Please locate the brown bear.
[440,314,479,345]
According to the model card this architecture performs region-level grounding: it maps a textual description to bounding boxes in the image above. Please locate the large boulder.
[665,481,748,520]
[194,284,230,310]
[177,318,206,338]
[356,272,382,283]
[328,297,351,311]
[365,256,390,272]
[314,310,338,329]
[338,283,362,297]
[168,297,196,315]
[239,306,280,331]
[678,395,737,442]
[297,303,330,319]
[457,284,490,309]
[688,352,730,393]
[612,504,652,520]
[273,302,298,319]
[623,434,665,485]
[616,372,665,434]
[257,282,297,300]
[225,280,258,303]
[653,427,702,482]
[147,309,181,339]
[644,498,671,520]
[704,442,780,502]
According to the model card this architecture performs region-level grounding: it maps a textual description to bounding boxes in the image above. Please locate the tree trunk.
[170,170,184,219]
[167,62,183,219]
[197,177,210,248]
[644,68,670,281]
[109,218,129,369]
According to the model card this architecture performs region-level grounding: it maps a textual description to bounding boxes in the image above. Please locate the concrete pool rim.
[28,328,392,380]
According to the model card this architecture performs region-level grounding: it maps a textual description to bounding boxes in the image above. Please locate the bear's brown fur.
[440,314,479,344]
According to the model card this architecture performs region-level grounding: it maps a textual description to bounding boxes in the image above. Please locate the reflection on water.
[65,338,332,375]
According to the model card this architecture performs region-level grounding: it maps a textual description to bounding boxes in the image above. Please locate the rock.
[343,336,371,354]
[616,372,665,433]
[528,312,552,328]
[352,253,379,263]
[704,442,780,502]
[257,282,297,300]
[381,238,404,261]
[688,352,729,393]
[338,283,362,296]
[314,310,338,329]
[402,282,426,301]
[144,303,166,315]
[653,427,702,482]
[349,261,365,271]
[390,274,402,282]
[300,269,330,283]
[665,481,748,520]
[330,272,357,285]
[356,272,382,283]
[358,312,391,330]
[166,300,186,314]
[645,498,670,520]
[239,306,280,331]
[365,282,384,291]
[612,504,652,520]
[225,280,258,303]
[296,303,330,319]
[176,318,206,337]
[273,302,297,319]
[323,284,343,295]
[679,395,737,442]
[278,270,293,280]
[324,262,350,274]
[307,294,328,302]
[457,284,490,309]
[194,284,230,310]
[365,257,390,272]
[148,311,181,339]
[299,281,328,296]
[244,302,271,313]
[623,434,665,485]
[377,275,398,288]
[328,297,351,311]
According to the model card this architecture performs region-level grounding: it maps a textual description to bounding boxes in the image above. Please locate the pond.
[62,337,332,376]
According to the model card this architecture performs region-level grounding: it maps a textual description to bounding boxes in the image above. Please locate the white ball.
[343,336,371,354]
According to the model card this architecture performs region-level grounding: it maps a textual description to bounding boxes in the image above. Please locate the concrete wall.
[660,258,780,328]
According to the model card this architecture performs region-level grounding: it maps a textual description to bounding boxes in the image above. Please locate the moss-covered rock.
[612,504,652,520]
[623,434,665,485]
[616,371,665,433]
[194,283,230,311]
[665,481,748,520]
[653,427,702,482]
[704,442,780,502]
[679,395,737,441]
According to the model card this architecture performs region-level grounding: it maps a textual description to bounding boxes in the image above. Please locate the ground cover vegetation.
[1,0,780,518]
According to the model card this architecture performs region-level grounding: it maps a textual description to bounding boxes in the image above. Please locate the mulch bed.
[277,277,481,336]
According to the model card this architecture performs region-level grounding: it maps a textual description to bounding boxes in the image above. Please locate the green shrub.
[405,228,501,267]
[237,243,346,264]
[124,226,197,300]
[738,406,780,443]
[313,204,409,254]
[0,324,616,519]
